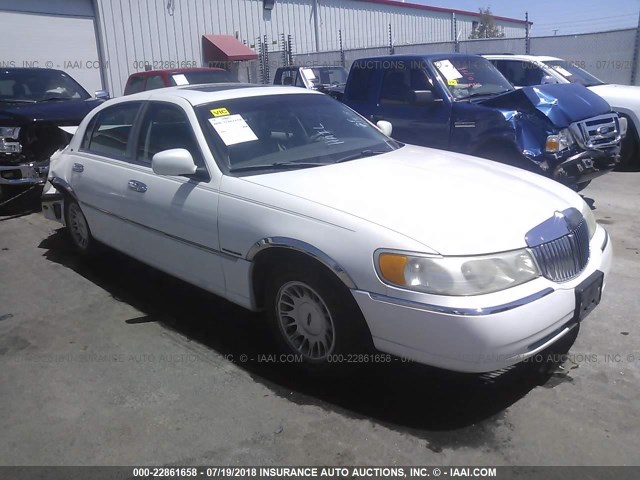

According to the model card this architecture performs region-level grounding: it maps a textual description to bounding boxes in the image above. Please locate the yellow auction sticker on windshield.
[211,107,230,117]
[448,79,458,86]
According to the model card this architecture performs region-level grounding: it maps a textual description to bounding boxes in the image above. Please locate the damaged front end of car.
[0,116,75,203]
[480,83,624,187]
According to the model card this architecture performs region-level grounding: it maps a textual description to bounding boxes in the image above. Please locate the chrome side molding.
[247,237,357,289]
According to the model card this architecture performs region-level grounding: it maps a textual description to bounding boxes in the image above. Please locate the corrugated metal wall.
[95,0,527,96]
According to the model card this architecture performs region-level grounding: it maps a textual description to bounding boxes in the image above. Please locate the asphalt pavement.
[0,172,638,466]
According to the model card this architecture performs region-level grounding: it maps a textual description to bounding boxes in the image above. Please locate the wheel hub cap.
[277,281,335,360]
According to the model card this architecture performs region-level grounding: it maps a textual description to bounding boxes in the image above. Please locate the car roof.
[1,67,68,74]
[280,65,344,69]
[483,54,562,62]
[120,83,322,106]
[128,67,228,77]
[353,52,484,63]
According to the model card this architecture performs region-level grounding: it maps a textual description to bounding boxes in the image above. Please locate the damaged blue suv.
[342,54,624,190]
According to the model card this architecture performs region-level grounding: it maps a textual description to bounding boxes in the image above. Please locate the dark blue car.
[342,54,622,190]
[0,68,105,203]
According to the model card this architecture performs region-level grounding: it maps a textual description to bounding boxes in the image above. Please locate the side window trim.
[80,115,98,151]
[127,101,150,162]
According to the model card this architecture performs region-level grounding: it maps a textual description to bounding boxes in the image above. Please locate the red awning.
[202,35,258,62]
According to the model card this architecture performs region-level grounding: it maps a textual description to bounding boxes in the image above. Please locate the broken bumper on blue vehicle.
[551,148,620,186]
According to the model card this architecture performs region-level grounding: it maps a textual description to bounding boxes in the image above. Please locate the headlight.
[618,116,628,138]
[546,128,575,153]
[0,127,21,139]
[377,249,540,296]
[0,126,22,153]
[580,201,597,239]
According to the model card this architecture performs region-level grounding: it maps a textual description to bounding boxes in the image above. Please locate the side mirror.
[152,149,197,176]
[95,90,110,100]
[412,90,436,105]
[376,120,393,137]
[541,75,559,85]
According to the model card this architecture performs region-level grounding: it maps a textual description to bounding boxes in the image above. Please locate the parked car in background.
[42,84,611,374]
[342,54,625,190]
[124,67,234,95]
[0,68,106,203]
[485,54,640,170]
[273,65,348,99]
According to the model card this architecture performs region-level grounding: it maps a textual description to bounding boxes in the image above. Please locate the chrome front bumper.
[352,226,612,373]
[0,160,49,185]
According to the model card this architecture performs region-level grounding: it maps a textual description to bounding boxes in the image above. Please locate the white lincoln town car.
[42,84,612,373]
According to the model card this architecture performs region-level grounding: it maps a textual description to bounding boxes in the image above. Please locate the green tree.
[468,7,506,39]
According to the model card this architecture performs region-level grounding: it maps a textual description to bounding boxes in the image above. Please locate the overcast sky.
[415,0,640,37]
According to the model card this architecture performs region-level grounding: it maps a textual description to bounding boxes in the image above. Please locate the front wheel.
[264,262,372,373]
[617,120,640,171]
[64,198,94,255]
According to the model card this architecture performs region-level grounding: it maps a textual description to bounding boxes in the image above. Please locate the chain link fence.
[252,28,640,86]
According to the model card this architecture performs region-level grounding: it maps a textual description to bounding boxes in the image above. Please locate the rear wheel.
[64,198,94,255]
[264,261,372,373]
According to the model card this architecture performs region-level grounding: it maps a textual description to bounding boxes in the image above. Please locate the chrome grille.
[530,219,590,282]
[571,114,620,150]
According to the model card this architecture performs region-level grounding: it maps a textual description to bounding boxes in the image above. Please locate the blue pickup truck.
[342,54,624,190]
[0,68,106,204]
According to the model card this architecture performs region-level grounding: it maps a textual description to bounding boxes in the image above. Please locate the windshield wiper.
[464,90,511,100]
[38,97,69,102]
[229,161,327,173]
[334,150,388,164]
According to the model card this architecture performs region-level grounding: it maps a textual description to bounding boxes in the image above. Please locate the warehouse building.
[0,0,529,96]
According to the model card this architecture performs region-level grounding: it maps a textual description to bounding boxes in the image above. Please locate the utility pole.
[453,13,459,53]
[631,9,640,85]
[312,0,320,52]
[525,12,530,54]
[339,29,345,68]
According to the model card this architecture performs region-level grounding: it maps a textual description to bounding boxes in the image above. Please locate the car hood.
[0,98,102,126]
[479,83,611,127]
[239,145,583,255]
[588,83,640,111]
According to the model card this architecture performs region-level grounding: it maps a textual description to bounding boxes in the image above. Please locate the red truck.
[124,67,233,95]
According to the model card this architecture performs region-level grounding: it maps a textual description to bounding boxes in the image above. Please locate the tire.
[264,261,372,373]
[616,119,640,171]
[64,198,94,255]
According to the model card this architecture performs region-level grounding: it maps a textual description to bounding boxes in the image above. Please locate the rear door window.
[125,76,145,95]
[493,60,544,87]
[83,102,141,158]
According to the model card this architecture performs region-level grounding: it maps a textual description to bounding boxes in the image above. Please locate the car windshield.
[197,93,398,174]
[169,70,233,86]
[309,67,348,86]
[542,60,604,87]
[0,69,91,102]
[432,56,514,100]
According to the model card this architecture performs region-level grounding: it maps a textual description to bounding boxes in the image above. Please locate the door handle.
[128,180,147,193]
[72,163,84,173]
